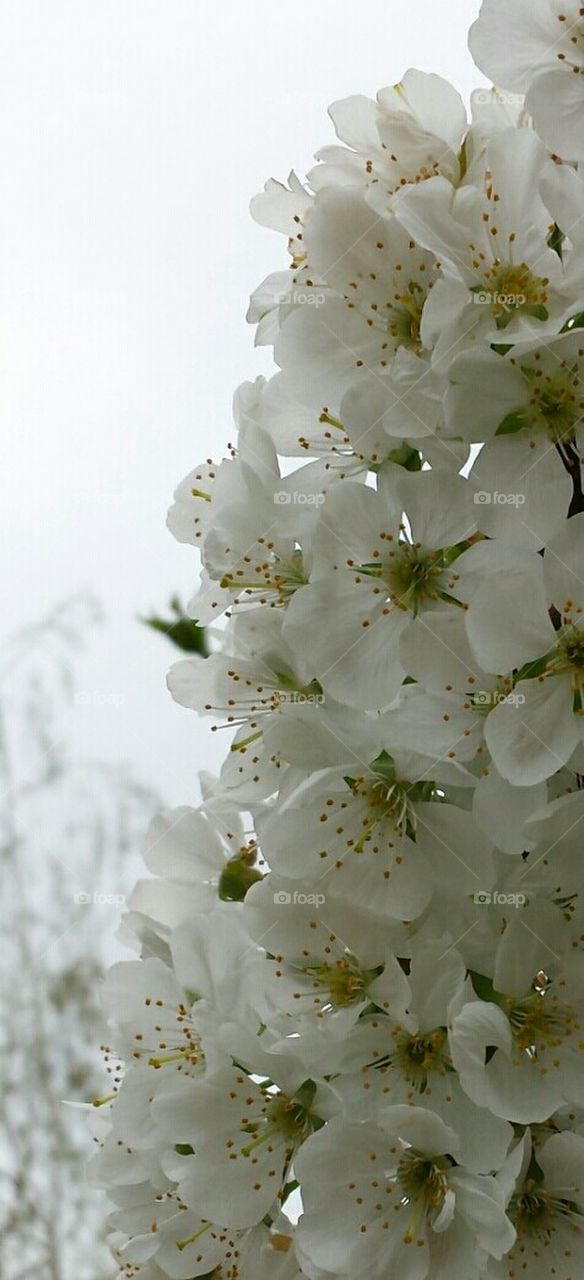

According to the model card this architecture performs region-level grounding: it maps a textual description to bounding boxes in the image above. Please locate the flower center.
[300,954,375,1009]
[240,1082,320,1157]
[543,626,584,713]
[497,359,584,444]
[510,1181,583,1242]
[505,985,576,1058]
[397,1150,451,1235]
[388,281,427,351]
[380,1028,451,1093]
[528,366,583,442]
[221,549,307,606]
[347,756,437,845]
[355,533,468,616]
[560,630,584,670]
[382,544,447,609]
[476,262,550,329]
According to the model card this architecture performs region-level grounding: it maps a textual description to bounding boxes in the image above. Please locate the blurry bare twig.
[0,596,155,1280]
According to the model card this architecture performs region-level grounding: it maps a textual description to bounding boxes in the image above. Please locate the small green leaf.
[143,595,208,656]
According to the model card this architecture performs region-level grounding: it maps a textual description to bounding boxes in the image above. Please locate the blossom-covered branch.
[92,5,584,1277]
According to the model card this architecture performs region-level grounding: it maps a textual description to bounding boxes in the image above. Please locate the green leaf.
[514,649,555,683]
[143,595,208,655]
[293,1078,318,1109]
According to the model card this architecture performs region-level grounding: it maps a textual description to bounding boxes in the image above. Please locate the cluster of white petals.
[92,4,584,1277]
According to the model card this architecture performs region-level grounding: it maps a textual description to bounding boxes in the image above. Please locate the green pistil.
[176,1220,213,1252]
[149,1047,196,1069]
[389,281,427,351]
[318,411,347,432]
[230,729,263,753]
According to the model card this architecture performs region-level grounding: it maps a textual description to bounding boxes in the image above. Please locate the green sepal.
[547,222,564,259]
[496,412,529,436]
[386,443,423,472]
[563,310,584,332]
[469,970,507,1007]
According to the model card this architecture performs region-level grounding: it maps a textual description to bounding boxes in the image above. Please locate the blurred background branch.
[0,596,156,1280]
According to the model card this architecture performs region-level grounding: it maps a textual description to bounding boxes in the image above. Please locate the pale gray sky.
[0,0,486,806]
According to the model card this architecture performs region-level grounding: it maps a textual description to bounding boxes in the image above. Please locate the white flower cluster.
[92,5,584,1279]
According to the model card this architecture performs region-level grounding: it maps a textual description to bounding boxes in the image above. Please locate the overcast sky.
[0,0,487,809]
